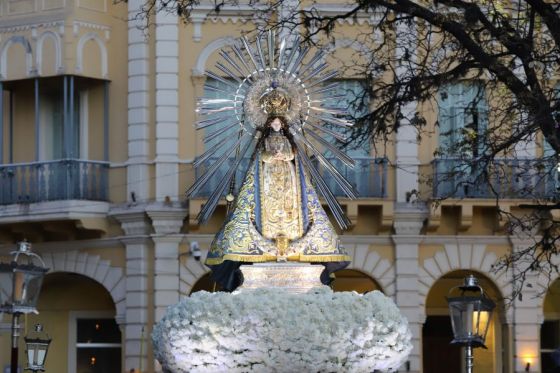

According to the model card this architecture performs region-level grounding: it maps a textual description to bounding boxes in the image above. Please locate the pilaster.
[392,203,427,373]
[511,239,543,372]
[127,0,151,201]
[395,22,420,203]
[154,11,180,202]
[113,209,152,373]
[147,206,187,321]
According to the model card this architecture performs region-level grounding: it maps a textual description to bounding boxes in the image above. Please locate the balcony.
[318,157,387,198]
[193,157,387,198]
[0,160,109,205]
[433,158,558,199]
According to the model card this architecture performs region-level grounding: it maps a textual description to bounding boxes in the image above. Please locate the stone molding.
[146,206,187,235]
[0,34,34,78]
[0,19,64,34]
[111,209,153,236]
[73,20,111,40]
[75,31,108,78]
[36,30,63,74]
[302,4,382,25]
[419,243,513,323]
[40,250,126,324]
[193,36,236,76]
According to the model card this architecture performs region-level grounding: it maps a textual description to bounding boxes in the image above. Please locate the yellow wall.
[544,278,560,317]
[30,272,116,373]
[425,272,504,373]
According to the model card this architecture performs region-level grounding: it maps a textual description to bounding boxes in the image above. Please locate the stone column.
[393,206,426,373]
[511,239,543,373]
[113,210,152,373]
[147,207,187,321]
[154,11,180,202]
[127,0,151,201]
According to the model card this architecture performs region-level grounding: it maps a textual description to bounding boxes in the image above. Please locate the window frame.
[68,310,121,373]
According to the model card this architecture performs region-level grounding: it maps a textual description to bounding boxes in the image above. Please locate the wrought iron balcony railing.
[433,158,558,199]
[317,157,387,198]
[0,160,109,205]
[193,157,387,198]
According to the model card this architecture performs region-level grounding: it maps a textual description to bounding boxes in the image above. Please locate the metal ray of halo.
[187,134,248,197]
[203,84,236,95]
[197,98,235,105]
[282,38,301,71]
[307,121,348,143]
[267,31,275,69]
[197,135,255,224]
[296,50,324,77]
[196,105,236,115]
[293,130,357,197]
[309,82,340,95]
[277,38,287,70]
[310,94,349,103]
[303,70,340,89]
[231,44,254,76]
[309,113,353,127]
[194,135,236,167]
[216,62,244,84]
[204,71,241,91]
[219,50,248,80]
[241,36,261,73]
[195,115,234,130]
[287,46,310,75]
[300,63,329,83]
[293,139,351,229]
[309,105,348,116]
[204,121,239,143]
[255,34,267,71]
[305,128,355,168]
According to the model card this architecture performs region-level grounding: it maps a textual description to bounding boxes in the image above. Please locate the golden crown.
[259,87,292,116]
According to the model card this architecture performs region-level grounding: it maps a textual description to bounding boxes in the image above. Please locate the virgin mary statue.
[205,88,350,291]
[191,31,358,291]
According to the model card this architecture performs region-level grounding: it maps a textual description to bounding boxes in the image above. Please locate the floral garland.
[153,287,412,372]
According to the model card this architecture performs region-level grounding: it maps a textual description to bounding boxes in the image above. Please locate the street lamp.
[24,324,51,372]
[0,241,49,373]
[447,274,496,373]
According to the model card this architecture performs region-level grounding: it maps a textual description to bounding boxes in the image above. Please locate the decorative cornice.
[73,20,111,39]
[0,200,110,225]
[0,20,65,34]
[189,4,269,24]
[302,4,383,26]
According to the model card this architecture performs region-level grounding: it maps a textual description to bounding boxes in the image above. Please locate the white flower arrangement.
[153,287,412,372]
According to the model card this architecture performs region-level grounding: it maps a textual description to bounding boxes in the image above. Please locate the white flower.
[153,288,412,372]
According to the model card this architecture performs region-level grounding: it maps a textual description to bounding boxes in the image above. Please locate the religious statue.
[189,31,359,291]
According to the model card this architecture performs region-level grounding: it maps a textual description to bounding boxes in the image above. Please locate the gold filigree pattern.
[206,132,350,265]
[260,131,303,241]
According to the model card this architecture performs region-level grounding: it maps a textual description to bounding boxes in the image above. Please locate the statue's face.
[270,118,282,132]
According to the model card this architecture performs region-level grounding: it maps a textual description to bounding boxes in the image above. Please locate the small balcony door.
[40,85,85,161]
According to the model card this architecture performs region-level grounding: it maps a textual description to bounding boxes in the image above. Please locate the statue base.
[239,262,325,293]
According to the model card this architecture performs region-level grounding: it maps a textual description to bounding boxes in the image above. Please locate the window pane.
[77,318,121,343]
[77,347,121,373]
[541,320,560,349]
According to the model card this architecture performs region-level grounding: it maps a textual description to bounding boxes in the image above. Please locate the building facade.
[0,1,558,372]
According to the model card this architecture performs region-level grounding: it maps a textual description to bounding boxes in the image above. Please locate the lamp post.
[0,241,49,373]
[24,324,51,372]
[446,274,496,373]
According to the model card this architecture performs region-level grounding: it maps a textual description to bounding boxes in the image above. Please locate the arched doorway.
[541,277,560,372]
[331,269,383,293]
[423,270,505,373]
[28,272,121,373]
